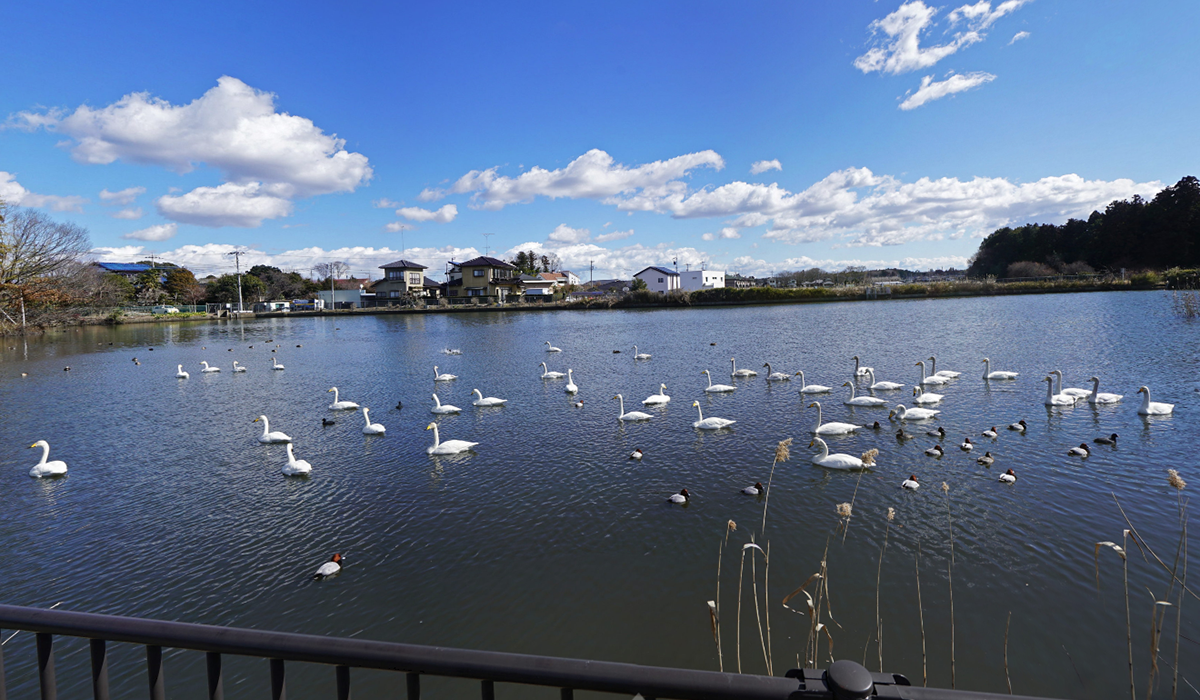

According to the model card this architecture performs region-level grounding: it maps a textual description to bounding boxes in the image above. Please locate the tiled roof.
[458,256,516,269]
[423,277,440,287]
[635,266,679,277]
[379,259,427,270]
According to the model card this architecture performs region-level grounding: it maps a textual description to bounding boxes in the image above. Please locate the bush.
[1165,268,1200,289]
[892,284,928,295]
[1129,271,1161,288]
[1060,261,1095,275]
[1005,261,1057,278]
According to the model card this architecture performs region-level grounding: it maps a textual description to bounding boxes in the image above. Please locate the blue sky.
[2,1,1196,280]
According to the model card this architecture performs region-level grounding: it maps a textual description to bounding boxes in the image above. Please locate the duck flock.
[21,340,1177,577]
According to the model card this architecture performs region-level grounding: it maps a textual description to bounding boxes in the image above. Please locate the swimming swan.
[982,358,1017,380]
[254,415,292,443]
[1136,386,1174,415]
[200,361,220,373]
[842,382,887,406]
[912,386,944,404]
[361,408,386,434]
[702,369,736,393]
[328,387,360,410]
[272,357,285,370]
[796,370,831,394]
[808,401,861,435]
[808,438,877,470]
[540,362,565,379]
[175,364,189,379]
[232,361,246,373]
[632,345,651,360]
[852,356,873,377]
[433,366,457,381]
[545,341,562,352]
[916,361,950,386]
[889,404,941,421]
[927,356,961,379]
[1043,376,1080,406]
[642,383,671,405]
[283,444,313,475]
[431,394,461,414]
[692,400,736,429]
[425,422,477,454]
[564,369,578,394]
[28,440,67,478]
[1049,370,1090,398]
[763,363,791,381]
[1087,376,1123,404]
[866,369,904,391]
[730,358,757,377]
[472,389,508,406]
[613,394,653,421]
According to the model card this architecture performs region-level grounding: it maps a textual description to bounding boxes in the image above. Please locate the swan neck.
[695,404,703,420]
[816,438,829,459]
[1141,389,1151,409]
[261,417,270,434]
[431,424,439,446]
[332,388,339,401]
[617,396,624,414]
[813,402,822,429]
[38,443,49,464]
[1054,372,1063,393]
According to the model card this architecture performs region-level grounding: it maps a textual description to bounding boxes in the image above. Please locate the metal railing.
[0,604,1049,700]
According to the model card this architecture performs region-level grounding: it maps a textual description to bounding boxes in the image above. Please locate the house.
[374,259,429,300]
[633,266,680,294]
[680,269,725,291]
[520,274,556,299]
[452,256,522,303]
[725,273,756,289]
[317,288,365,309]
[540,270,580,287]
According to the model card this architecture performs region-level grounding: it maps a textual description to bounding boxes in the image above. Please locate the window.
[473,269,485,277]
[468,288,484,296]
[388,290,399,298]
[408,272,421,284]
[387,270,402,280]
[658,277,664,283]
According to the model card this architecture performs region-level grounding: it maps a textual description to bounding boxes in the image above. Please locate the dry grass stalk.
[742,540,770,675]
[1111,494,1200,602]
[875,507,895,671]
[1095,532,1134,699]
[713,519,737,671]
[943,482,956,688]
[757,438,790,676]
[842,469,868,542]
[1172,518,1186,700]
[1004,611,1012,695]
[1147,472,1188,700]
[915,547,927,686]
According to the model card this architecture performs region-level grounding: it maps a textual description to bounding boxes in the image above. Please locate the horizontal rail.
[0,605,1051,700]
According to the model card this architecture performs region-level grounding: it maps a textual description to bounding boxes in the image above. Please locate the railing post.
[335,665,350,700]
[560,688,574,700]
[146,645,165,700]
[206,653,222,700]
[0,628,7,700]
[90,639,109,700]
[405,673,419,700]
[36,633,56,700]
[480,679,494,700]
[270,659,285,700]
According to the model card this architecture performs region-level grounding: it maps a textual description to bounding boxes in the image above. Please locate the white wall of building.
[680,270,726,291]
[317,289,364,308]
[635,268,680,294]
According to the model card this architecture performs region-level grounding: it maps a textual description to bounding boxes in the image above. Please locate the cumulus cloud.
[750,159,782,175]
[502,238,711,280]
[1009,30,1030,44]
[2,108,64,131]
[434,148,724,210]
[854,0,1030,75]
[385,222,416,232]
[113,207,144,220]
[122,223,178,242]
[373,198,401,208]
[0,171,87,212]
[594,228,634,243]
[396,204,458,223]
[155,182,293,227]
[547,224,591,244]
[900,72,996,110]
[99,186,145,205]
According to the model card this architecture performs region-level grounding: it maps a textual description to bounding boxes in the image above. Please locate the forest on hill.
[967,175,1200,278]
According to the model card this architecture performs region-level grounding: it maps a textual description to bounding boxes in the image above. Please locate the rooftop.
[458,256,516,270]
[635,266,679,277]
[379,259,428,270]
[94,262,153,273]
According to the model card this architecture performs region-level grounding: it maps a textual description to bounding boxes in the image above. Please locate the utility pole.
[589,260,594,286]
[226,250,245,313]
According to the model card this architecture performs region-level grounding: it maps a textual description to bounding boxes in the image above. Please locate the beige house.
[450,256,522,302]
[375,259,429,300]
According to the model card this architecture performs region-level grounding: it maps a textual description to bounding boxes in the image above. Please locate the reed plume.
[712,519,737,671]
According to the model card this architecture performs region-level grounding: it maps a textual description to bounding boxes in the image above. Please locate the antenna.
[482,232,494,257]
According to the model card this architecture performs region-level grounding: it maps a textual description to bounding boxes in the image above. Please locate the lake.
[0,290,1195,699]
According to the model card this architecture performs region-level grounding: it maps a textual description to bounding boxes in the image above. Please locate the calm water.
[0,291,1196,699]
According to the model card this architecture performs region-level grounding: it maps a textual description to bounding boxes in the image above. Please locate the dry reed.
[875,507,894,671]
[943,482,956,688]
[1095,535,1133,699]
[915,546,927,686]
[1004,611,1012,695]
[711,519,737,671]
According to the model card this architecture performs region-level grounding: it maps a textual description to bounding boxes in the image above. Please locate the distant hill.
[967,176,1200,277]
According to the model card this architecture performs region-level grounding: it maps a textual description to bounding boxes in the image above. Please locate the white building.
[680,269,725,291]
[317,289,365,309]
[634,266,680,294]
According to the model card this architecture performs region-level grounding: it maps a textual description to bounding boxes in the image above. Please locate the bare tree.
[313,261,351,283]
[0,206,92,285]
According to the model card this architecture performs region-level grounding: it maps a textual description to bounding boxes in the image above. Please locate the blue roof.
[635,266,679,277]
[95,262,152,273]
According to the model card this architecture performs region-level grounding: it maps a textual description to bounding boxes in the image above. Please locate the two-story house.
[374,259,429,301]
[455,256,522,302]
[634,266,680,294]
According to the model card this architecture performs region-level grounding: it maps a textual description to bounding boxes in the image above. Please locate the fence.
[120,305,208,314]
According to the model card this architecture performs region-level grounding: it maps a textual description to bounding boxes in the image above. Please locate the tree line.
[967,175,1200,278]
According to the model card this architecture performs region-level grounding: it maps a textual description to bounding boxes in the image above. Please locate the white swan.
[283,444,313,475]
[867,369,904,391]
[632,345,651,360]
[808,401,861,435]
[361,407,386,434]
[692,400,735,429]
[314,553,342,578]
[175,364,189,379]
[232,361,246,373]
[472,389,507,406]
[668,489,690,504]
[426,422,477,454]
[912,386,943,404]
[254,415,292,444]
[842,382,887,407]
[889,404,941,421]
[540,362,565,379]
[28,440,67,478]
[1049,370,1091,398]
[928,356,961,379]
[1137,386,1174,415]
[808,437,876,470]
[327,387,360,410]
[852,355,873,377]
[730,358,757,377]
[545,341,562,353]
[272,357,285,370]
[916,361,950,386]
[564,369,578,394]
[1043,376,1080,406]
[795,371,831,394]
[998,468,1017,483]
[901,475,920,490]
[431,393,461,414]
[1087,376,1123,404]
[642,383,671,405]
[433,366,457,381]
[613,394,653,421]
[200,360,220,373]
[702,369,736,393]
[763,363,791,381]
[982,358,1017,380]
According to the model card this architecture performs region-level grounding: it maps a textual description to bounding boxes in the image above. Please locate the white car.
[151,305,180,314]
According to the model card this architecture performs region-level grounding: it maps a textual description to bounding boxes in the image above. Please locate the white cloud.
[719,227,742,239]
[113,207,144,220]
[701,233,715,241]
[385,222,416,232]
[2,108,64,131]
[547,224,591,244]
[1009,30,1030,44]
[948,1,1032,31]
[0,171,87,212]
[122,223,178,242]
[373,198,401,208]
[502,238,710,280]
[435,148,724,210]
[99,186,145,205]
[155,182,293,227]
[854,0,1030,75]
[900,72,996,110]
[396,204,458,223]
[750,159,782,175]
[595,228,634,243]
[416,188,443,202]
